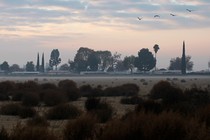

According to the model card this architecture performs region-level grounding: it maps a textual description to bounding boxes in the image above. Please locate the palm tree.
[153,44,160,71]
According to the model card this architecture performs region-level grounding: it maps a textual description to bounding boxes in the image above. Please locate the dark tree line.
[60,47,157,73]
[0,43,195,73]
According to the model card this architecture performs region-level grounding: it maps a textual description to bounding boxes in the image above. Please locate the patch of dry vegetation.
[1,79,210,139]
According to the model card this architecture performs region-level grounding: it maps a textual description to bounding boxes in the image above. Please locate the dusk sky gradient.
[0,0,210,71]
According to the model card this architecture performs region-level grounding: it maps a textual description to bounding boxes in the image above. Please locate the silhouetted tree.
[110,52,121,71]
[9,64,21,72]
[41,53,45,72]
[74,47,94,72]
[181,41,186,74]
[123,55,136,73]
[1,61,9,72]
[26,61,35,72]
[95,51,112,71]
[87,52,100,71]
[153,44,160,70]
[115,60,126,71]
[36,53,40,72]
[49,49,61,71]
[68,59,75,72]
[168,56,193,71]
[59,63,69,71]
[135,48,156,72]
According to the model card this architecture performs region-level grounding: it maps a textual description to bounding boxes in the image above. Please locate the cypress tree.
[36,53,40,72]
[181,41,186,74]
[41,53,45,73]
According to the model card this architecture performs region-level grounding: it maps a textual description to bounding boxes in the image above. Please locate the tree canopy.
[49,49,61,70]
[26,61,35,72]
[123,55,136,73]
[134,48,156,72]
[1,61,9,72]
[169,56,193,71]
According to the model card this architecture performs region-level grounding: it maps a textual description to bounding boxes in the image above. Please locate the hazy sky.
[0,0,210,71]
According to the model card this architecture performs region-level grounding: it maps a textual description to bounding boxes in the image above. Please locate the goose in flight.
[186,9,193,12]
[154,15,160,18]
[170,13,176,16]
[137,17,142,20]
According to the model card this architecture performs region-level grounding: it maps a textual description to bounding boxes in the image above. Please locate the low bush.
[10,123,57,140]
[42,90,67,106]
[27,115,49,127]
[85,98,101,111]
[22,92,40,107]
[0,103,37,118]
[0,81,16,94]
[0,81,15,101]
[103,83,139,97]
[58,80,81,101]
[18,106,37,119]
[101,111,210,140]
[135,100,163,114]
[20,81,40,92]
[150,81,184,105]
[0,103,21,116]
[63,114,98,140]
[85,98,113,123]
[80,84,93,96]
[184,87,210,107]
[120,96,143,105]
[0,127,9,140]
[40,83,57,90]
[46,104,81,120]
[11,91,24,101]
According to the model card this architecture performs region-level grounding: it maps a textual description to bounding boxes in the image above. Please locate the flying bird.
[154,15,160,18]
[186,9,193,12]
[170,13,176,16]
[137,17,142,20]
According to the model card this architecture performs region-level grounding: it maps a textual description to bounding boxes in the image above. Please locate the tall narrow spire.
[36,53,40,72]
[181,41,186,74]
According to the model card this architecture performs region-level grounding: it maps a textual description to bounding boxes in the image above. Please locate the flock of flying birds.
[137,9,194,20]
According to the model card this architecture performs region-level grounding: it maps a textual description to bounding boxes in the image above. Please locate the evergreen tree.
[41,53,45,72]
[181,41,186,74]
[36,53,40,72]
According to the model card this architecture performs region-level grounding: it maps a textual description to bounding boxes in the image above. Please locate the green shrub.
[22,92,40,106]
[46,104,81,120]
[63,114,98,140]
